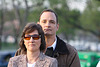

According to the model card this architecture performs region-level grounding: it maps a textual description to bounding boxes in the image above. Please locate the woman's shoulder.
[45,55,56,60]
[9,54,26,61]
[43,55,58,66]
[40,53,57,62]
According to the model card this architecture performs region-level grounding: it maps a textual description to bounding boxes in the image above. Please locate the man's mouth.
[44,29,52,31]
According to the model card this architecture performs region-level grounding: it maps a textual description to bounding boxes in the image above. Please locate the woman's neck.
[27,50,40,64]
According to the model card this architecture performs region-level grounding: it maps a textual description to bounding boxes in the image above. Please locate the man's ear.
[37,22,40,24]
[57,24,59,31]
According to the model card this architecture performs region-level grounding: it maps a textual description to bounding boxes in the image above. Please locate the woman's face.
[24,30,41,52]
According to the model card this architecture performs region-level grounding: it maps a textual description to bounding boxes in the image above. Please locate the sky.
[0,0,87,12]
[67,0,87,12]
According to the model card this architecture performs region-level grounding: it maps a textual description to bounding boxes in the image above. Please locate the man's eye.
[50,20,55,24]
[42,20,46,23]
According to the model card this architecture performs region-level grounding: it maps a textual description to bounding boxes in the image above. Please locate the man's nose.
[45,22,50,26]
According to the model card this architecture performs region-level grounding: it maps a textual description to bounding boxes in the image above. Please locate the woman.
[8,23,58,67]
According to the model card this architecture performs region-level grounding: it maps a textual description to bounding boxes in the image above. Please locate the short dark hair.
[39,9,58,24]
[19,23,46,54]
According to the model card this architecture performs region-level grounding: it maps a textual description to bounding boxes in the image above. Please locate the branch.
[68,21,100,37]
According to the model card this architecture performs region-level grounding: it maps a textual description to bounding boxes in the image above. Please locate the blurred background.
[0,0,100,67]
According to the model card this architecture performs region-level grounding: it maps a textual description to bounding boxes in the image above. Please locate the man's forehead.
[41,12,56,17]
[40,12,56,20]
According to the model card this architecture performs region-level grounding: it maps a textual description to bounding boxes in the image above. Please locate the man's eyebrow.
[50,20,55,21]
[49,20,56,22]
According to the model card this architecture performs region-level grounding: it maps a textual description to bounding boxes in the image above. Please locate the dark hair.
[39,9,58,24]
[19,23,46,54]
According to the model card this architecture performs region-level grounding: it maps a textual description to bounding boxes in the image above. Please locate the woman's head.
[19,23,46,54]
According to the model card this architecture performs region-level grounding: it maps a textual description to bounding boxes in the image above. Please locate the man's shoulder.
[57,36,77,54]
[66,43,77,53]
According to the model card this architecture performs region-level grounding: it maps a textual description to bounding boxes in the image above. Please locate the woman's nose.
[30,37,34,41]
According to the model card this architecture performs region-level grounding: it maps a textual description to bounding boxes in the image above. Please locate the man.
[15,9,81,67]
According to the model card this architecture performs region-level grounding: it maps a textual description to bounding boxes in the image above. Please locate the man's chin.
[44,33,52,36]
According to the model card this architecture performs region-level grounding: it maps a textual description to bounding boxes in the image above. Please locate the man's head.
[38,9,59,36]
[39,9,58,24]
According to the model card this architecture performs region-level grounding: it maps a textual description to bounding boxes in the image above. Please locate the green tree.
[0,0,81,48]
[80,0,100,40]
[47,0,81,38]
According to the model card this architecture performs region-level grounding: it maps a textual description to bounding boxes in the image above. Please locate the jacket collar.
[38,52,45,61]
[35,52,48,67]
[54,36,69,57]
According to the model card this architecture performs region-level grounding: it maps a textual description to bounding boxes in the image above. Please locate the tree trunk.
[0,0,5,50]
[12,0,29,45]
[0,10,4,50]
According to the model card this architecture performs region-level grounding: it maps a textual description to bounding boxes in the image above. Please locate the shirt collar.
[47,37,57,50]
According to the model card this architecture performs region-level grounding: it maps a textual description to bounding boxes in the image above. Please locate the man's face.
[39,12,59,36]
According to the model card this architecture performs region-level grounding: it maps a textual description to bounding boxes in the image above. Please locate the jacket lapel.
[17,55,27,67]
[34,52,48,67]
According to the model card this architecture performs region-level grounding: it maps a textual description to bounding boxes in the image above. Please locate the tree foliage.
[80,0,100,39]
[0,0,82,48]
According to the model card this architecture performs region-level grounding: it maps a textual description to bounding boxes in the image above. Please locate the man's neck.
[45,35,56,48]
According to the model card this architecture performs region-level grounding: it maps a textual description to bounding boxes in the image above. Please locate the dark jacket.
[15,36,81,67]
[53,36,81,67]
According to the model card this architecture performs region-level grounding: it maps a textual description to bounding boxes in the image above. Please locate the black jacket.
[53,36,81,67]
